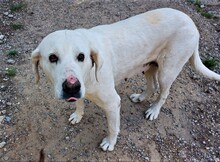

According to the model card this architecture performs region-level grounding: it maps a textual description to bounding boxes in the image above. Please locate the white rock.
[0,141,6,148]
[0,35,5,40]
[0,116,4,123]
[6,59,15,64]
[3,12,9,16]
[3,156,8,161]
[1,110,6,115]
[8,14,13,18]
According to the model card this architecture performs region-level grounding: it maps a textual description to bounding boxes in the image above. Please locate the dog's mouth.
[66,97,78,102]
[62,91,81,102]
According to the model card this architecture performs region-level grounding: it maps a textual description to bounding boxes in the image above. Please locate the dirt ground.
[0,0,220,161]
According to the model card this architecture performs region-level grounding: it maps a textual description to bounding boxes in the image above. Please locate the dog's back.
[90,8,200,83]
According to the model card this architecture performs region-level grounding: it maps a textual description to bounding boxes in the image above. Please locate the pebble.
[191,74,200,80]
[144,156,149,161]
[0,141,6,148]
[3,156,8,161]
[5,116,11,123]
[6,59,15,64]
[0,116,5,124]
[3,78,9,81]
[8,14,13,18]
[0,85,7,91]
[6,102,12,106]
[0,35,5,40]
[88,117,95,123]
[1,110,6,115]
[3,12,9,16]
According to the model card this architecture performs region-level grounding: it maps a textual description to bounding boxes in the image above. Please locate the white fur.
[31,8,220,151]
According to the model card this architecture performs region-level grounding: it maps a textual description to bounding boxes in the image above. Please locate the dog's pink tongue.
[67,97,78,102]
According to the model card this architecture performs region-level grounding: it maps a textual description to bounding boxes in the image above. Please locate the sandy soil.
[0,0,220,161]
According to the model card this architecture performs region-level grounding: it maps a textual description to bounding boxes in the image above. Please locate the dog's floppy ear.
[31,48,41,84]
[90,50,103,82]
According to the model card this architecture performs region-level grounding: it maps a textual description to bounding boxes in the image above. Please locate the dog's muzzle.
[62,76,81,102]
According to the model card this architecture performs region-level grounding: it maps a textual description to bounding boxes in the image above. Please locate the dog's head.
[31,30,103,102]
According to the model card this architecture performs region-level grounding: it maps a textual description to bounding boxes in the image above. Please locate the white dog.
[31,8,220,151]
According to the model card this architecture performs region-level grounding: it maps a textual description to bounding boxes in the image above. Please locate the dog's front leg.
[100,93,121,151]
[69,99,84,124]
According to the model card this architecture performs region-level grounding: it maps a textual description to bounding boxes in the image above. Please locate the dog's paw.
[68,112,83,125]
[129,93,145,103]
[145,106,160,120]
[100,137,115,151]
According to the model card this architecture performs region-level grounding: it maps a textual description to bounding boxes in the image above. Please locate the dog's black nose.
[62,79,81,95]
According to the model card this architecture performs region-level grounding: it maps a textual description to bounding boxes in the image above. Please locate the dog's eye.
[77,53,85,62]
[49,54,59,63]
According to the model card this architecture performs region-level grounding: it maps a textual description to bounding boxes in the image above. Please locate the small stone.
[144,156,149,161]
[3,78,9,81]
[3,156,8,161]
[65,136,70,140]
[3,12,9,16]
[191,75,200,80]
[200,4,205,8]
[6,102,12,106]
[0,85,7,91]
[8,14,13,18]
[0,141,6,148]
[0,35,5,40]
[88,117,95,123]
[0,116,5,123]
[1,110,6,115]
[6,59,15,64]
[5,116,11,123]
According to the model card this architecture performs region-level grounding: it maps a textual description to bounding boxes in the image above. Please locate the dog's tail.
[189,45,220,81]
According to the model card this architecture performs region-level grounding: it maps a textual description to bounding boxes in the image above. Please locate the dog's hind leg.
[145,64,182,120]
[145,52,192,120]
[130,63,158,103]
[145,28,198,120]
[69,99,84,124]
